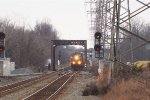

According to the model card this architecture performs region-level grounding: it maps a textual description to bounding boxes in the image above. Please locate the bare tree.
[120,20,150,62]
[0,19,80,72]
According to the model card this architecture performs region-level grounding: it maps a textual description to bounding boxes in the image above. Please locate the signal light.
[0,32,5,40]
[78,61,82,65]
[0,32,5,57]
[72,61,75,64]
[74,55,79,60]
[94,44,101,52]
[0,45,4,53]
[94,32,104,58]
[94,32,102,39]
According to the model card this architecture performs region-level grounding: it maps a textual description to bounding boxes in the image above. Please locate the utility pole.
[85,0,150,78]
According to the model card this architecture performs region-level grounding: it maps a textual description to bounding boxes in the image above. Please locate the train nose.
[78,61,82,64]
[72,61,75,64]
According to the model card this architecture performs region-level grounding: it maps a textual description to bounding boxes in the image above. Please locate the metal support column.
[84,40,87,66]
[51,45,56,71]
[51,43,56,71]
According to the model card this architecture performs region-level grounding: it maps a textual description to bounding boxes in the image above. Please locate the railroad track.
[0,72,56,97]
[23,72,76,100]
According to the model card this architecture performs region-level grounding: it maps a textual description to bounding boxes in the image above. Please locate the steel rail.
[23,72,76,100]
[47,72,76,100]
[0,73,45,88]
[0,72,55,97]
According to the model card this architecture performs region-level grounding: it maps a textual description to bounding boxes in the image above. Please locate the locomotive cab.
[70,53,84,71]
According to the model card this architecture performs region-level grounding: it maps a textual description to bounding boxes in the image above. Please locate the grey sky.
[0,0,90,41]
[0,0,149,48]
[128,0,150,22]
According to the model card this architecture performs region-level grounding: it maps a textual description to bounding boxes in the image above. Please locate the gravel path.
[55,72,101,100]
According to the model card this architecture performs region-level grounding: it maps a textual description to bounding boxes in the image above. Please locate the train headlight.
[78,61,82,65]
[72,61,75,64]
[74,55,79,60]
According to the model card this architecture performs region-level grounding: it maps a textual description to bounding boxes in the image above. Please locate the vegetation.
[132,61,150,71]
[119,20,150,62]
[102,79,150,100]
[100,20,150,99]
[0,19,76,71]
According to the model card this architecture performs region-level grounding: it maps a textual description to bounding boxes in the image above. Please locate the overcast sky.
[0,0,90,40]
[0,0,149,48]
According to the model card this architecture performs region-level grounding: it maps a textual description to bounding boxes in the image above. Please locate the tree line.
[119,20,150,62]
[0,19,76,71]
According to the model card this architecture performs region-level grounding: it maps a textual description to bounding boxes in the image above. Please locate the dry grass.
[132,61,150,71]
[102,79,150,100]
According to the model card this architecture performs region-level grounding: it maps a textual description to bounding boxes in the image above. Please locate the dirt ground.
[55,71,101,100]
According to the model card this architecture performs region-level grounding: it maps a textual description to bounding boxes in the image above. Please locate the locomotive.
[70,53,84,71]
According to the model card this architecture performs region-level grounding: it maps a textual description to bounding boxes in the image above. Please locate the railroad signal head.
[0,32,5,40]
[0,45,4,53]
[94,44,101,52]
[94,32,102,39]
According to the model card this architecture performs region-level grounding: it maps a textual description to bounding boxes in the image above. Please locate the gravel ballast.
[55,71,101,100]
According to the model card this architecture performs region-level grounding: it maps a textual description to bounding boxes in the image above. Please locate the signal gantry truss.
[52,40,87,46]
[51,40,87,71]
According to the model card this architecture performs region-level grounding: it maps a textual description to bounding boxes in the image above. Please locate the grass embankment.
[102,79,150,100]
[102,61,150,100]
[132,61,150,71]
[82,61,150,99]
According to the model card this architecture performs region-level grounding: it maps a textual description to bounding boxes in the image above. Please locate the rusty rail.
[23,72,76,100]
[0,72,55,97]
